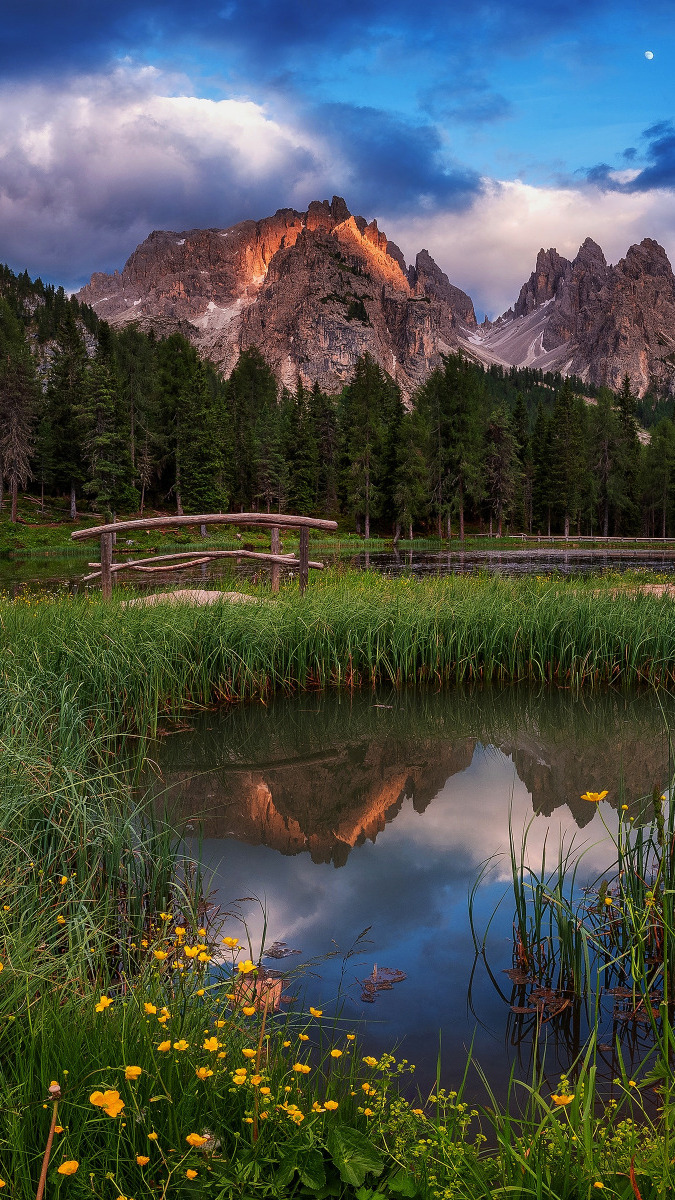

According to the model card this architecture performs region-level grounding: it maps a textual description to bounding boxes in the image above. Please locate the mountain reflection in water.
[151,687,675,1097]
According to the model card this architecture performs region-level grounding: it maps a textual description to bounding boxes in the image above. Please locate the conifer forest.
[1,263,674,539]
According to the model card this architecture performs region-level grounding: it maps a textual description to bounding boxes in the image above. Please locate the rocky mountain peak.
[513,247,571,317]
[573,237,607,269]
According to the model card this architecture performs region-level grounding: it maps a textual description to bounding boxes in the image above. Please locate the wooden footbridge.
[71,513,338,598]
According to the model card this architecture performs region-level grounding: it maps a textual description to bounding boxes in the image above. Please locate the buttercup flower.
[157,1040,171,1052]
[185,1133,208,1147]
[57,915,67,925]
[551,1094,574,1106]
[237,959,256,974]
[196,1067,214,1080]
[241,1048,256,1059]
[95,995,113,1012]
[298,1034,309,1042]
[203,1037,220,1052]
[60,876,68,886]
[90,1089,124,1117]
[242,1006,256,1017]
[136,1155,150,1166]
[153,950,168,962]
[173,1040,189,1052]
[197,952,211,963]
[57,1161,79,1175]
[293,1063,311,1074]
[346,1034,356,1041]
[309,1007,323,1018]
[362,1056,378,1067]
[144,1003,157,1014]
[581,790,608,803]
[125,1066,142,1081]
[222,937,239,948]
[148,1132,158,1140]
[184,946,200,958]
[324,1100,339,1110]
[330,1049,342,1058]
[186,1170,198,1180]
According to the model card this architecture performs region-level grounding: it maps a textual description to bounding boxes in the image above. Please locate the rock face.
[78,197,475,396]
[464,237,675,395]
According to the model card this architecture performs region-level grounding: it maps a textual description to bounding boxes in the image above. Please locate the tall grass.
[3,573,675,1196]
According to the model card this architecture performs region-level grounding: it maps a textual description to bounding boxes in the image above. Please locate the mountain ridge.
[78,198,675,398]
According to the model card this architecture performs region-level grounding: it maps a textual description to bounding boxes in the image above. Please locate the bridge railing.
[71,513,338,598]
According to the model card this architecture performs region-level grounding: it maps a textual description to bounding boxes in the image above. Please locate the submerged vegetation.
[2,573,675,1195]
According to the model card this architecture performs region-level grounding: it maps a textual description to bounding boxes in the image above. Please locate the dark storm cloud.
[581,121,675,192]
[1,0,620,79]
[310,103,482,215]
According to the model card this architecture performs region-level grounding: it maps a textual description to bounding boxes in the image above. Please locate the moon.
[645,50,654,59]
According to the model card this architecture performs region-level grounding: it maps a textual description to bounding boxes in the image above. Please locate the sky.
[2,0,675,316]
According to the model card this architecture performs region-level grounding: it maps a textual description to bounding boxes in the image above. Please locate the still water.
[152,686,675,1100]
[5,546,675,594]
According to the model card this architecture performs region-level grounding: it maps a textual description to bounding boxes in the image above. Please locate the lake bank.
[1,574,675,1195]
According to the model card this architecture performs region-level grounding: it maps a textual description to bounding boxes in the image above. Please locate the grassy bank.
[2,573,675,1196]
[4,572,675,723]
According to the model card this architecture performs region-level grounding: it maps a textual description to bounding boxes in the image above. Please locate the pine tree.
[393,410,429,538]
[340,355,397,537]
[43,309,88,518]
[225,348,278,510]
[484,406,518,536]
[0,300,38,522]
[80,359,136,517]
[550,382,587,536]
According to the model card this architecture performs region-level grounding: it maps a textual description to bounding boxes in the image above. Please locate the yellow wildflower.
[95,995,113,1012]
[346,1033,356,1041]
[293,1063,311,1074]
[197,952,211,963]
[174,927,186,937]
[144,1003,157,1014]
[196,988,205,996]
[362,1056,378,1067]
[203,1037,220,1052]
[173,1040,189,1051]
[125,1066,142,1081]
[185,1133,208,1147]
[184,946,200,958]
[242,1006,256,1016]
[551,1094,574,1106]
[298,1034,309,1042]
[364,1107,374,1116]
[57,1161,79,1175]
[580,790,608,803]
[215,1020,225,1028]
[237,959,256,974]
[136,1155,150,1166]
[59,876,68,886]
[153,950,168,962]
[330,1049,342,1058]
[241,1048,256,1058]
[324,1100,338,1110]
[309,1007,323,1018]
[186,1169,198,1180]
[196,1067,214,1080]
[157,1040,171,1052]
[148,1132,158,1140]
[222,936,239,947]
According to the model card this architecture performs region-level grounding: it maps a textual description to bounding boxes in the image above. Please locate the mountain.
[77,197,475,397]
[462,237,675,395]
[78,200,675,397]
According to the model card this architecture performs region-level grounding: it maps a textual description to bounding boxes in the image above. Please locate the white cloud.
[383,179,675,317]
[0,65,333,286]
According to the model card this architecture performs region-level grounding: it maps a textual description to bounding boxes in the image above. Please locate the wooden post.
[100,531,113,600]
[270,526,280,594]
[299,526,309,595]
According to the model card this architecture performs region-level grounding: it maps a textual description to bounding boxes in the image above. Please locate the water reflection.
[151,687,675,1097]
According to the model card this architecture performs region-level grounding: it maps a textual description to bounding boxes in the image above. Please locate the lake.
[151,685,675,1102]
[5,544,675,595]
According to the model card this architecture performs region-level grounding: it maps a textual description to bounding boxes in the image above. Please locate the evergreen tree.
[224,348,278,510]
[80,359,136,517]
[308,383,339,515]
[283,383,319,515]
[179,360,228,514]
[484,406,518,536]
[0,302,37,522]
[41,308,88,517]
[393,410,429,538]
[550,382,587,536]
[340,354,397,537]
[614,374,642,533]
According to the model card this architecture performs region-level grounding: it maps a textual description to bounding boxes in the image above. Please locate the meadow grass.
[2,572,675,1196]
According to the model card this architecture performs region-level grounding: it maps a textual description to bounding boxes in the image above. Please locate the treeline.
[1,264,675,538]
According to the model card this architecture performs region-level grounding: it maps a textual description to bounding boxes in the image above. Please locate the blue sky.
[2,0,675,314]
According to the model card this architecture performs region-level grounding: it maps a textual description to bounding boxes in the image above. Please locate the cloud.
[308,103,482,215]
[382,179,675,317]
[581,121,675,193]
[0,0,622,79]
[0,67,483,288]
[0,67,333,286]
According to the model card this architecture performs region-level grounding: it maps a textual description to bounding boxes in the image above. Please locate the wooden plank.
[299,526,309,596]
[72,512,338,540]
[131,558,212,573]
[100,531,113,600]
[83,549,324,582]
